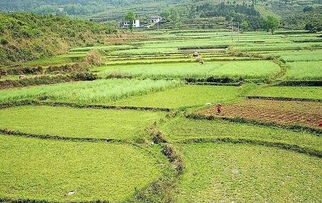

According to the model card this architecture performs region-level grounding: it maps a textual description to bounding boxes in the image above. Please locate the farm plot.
[97,61,280,81]
[248,86,322,100]
[113,85,241,109]
[0,106,166,140]
[0,135,162,202]
[175,143,322,202]
[0,79,181,104]
[159,117,322,152]
[202,99,322,128]
[284,61,322,80]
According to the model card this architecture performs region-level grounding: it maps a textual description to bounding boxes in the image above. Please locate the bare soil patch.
[202,99,322,128]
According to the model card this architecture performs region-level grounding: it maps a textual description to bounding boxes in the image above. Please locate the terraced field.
[248,86,322,100]
[0,79,181,104]
[113,85,242,109]
[1,30,321,202]
[159,117,322,152]
[285,61,322,80]
[96,60,280,81]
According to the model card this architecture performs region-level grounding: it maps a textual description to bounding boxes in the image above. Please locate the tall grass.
[0,79,182,104]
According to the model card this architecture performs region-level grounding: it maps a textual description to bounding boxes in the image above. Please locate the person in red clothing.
[215,104,222,114]
[319,122,322,127]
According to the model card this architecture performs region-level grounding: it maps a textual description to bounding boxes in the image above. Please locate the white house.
[150,16,162,24]
[133,19,140,28]
[120,19,140,28]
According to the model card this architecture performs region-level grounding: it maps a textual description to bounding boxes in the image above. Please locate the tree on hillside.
[304,7,322,33]
[264,16,280,34]
[305,18,322,33]
[124,12,136,31]
[240,21,250,32]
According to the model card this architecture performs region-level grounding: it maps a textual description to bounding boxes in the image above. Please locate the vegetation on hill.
[159,1,321,30]
[0,0,186,16]
[283,6,322,32]
[0,1,321,31]
[0,13,116,64]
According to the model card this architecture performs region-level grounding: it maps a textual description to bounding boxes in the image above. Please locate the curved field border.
[0,128,123,143]
[0,100,172,112]
[186,82,242,86]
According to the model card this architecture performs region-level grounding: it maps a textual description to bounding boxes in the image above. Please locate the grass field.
[0,79,181,104]
[0,135,162,202]
[0,106,166,140]
[160,117,322,152]
[113,85,242,108]
[96,61,280,80]
[249,86,322,100]
[175,143,322,202]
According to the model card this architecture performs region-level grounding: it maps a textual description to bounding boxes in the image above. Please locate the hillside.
[0,0,321,30]
[0,13,116,64]
[0,0,187,16]
[1,0,320,18]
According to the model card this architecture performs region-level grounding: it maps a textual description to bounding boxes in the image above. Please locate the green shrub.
[0,38,9,45]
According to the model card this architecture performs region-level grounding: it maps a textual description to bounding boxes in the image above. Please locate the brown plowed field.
[202,100,322,128]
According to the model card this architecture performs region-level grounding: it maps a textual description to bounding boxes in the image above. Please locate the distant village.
[120,16,165,29]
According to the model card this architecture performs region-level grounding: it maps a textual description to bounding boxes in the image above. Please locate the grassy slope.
[176,143,322,202]
[160,117,322,152]
[114,85,242,108]
[0,79,181,104]
[249,86,322,99]
[0,13,114,64]
[0,135,161,202]
[0,106,166,140]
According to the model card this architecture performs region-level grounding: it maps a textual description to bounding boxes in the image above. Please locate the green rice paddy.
[0,106,166,140]
[1,29,321,202]
[160,117,322,152]
[176,143,322,202]
[0,135,162,202]
[113,85,242,108]
[96,61,280,80]
[249,86,322,100]
[285,61,322,80]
